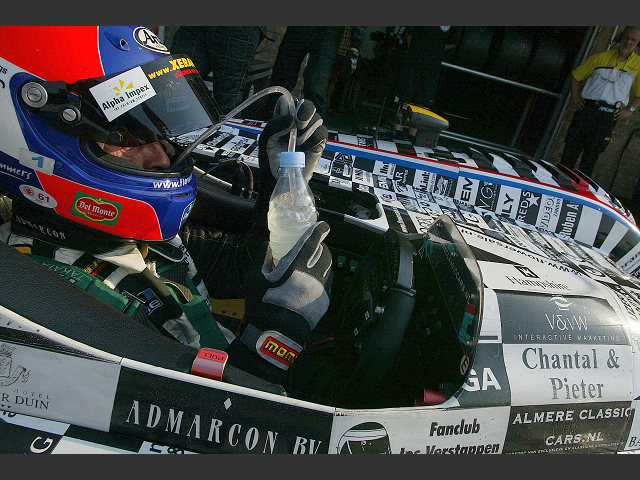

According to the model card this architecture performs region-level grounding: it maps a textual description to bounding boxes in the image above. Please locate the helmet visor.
[73,54,221,150]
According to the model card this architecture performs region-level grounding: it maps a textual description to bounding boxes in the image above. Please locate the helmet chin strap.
[10,199,138,255]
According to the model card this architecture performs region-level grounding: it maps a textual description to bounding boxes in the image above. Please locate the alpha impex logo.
[103,79,151,110]
[71,192,121,225]
[90,66,156,122]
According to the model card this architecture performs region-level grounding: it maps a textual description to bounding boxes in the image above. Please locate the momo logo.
[258,335,300,369]
[71,192,121,225]
[133,27,169,54]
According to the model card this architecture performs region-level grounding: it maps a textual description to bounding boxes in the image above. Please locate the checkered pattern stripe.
[184,120,640,279]
[0,411,196,453]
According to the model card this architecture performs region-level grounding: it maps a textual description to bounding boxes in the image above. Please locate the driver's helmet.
[0,26,221,245]
[337,422,391,454]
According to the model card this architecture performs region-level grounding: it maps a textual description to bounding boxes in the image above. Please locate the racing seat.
[0,240,285,395]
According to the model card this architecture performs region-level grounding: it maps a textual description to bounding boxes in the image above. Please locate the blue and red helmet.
[0,26,221,242]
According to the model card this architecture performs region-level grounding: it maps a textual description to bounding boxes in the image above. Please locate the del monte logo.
[71,191,121,226]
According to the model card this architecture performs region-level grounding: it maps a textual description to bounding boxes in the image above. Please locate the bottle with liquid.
[267,151,318,264]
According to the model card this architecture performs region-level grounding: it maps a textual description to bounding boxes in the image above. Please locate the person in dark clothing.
[268,26,365,116]
[170,26,264,115]
[326,26,362,113]
[397,26,450,108]
[388,26,453,140]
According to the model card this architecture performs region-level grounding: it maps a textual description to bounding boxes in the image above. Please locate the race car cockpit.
[0,180,484,410]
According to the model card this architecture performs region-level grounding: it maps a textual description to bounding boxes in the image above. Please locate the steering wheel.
[336,230,416,407]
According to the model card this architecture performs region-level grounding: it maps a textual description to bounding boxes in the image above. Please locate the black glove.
[343,48,359,76]
[227,221,332,386]
[253,98,328,232]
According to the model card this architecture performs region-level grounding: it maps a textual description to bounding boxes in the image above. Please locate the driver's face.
[103,142,171,170]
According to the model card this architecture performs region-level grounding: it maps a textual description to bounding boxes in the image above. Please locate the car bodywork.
[1,118,640,454]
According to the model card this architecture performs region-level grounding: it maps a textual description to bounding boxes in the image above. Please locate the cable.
[174,85,298,166]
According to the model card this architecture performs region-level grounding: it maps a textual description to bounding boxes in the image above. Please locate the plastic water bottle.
[267,151,318,264]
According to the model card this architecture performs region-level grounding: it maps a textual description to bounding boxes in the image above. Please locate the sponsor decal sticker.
[149,173,191,192]
[504,402,632,453]
[497,292,628,344]
[132,27,169,54]
[383,205,414,234]
[408,210,442,235]
[374,160,395,179]
[0,413,65,454]
[504,343,632,405]
[353,167,374,187]
[112,368,332,453]
[456,344,512,408]
[137,288,163,315]
[374,188,399,207]
[536,195,563,233]
[496,185,522,219]
[12,213,67,241]
[391,165,414,186]
[555,201,582,238]
[515,190,541,225]
[624,399,640,450]
[330,407,509,454]
[460,354,470,375]
[397,194,422,213]
[256,332,301,369]
[180,200,195,227]
[331,152,354,181]
[336,422,391,454]
[71,192,121,225]
[0,344,29,388]
[260,336,298,366]
[475,181,500,211]
[147,57,198,80]
[19,185,57,208]
[18,149,55,175]
[455,175,480,205]
[90,66,156,121]
[0,161,32,181]
[462,366,503,393]
[0,341,119,432]
[328,176,352,190]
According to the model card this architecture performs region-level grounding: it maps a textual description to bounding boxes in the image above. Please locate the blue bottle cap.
[279,151,305,168]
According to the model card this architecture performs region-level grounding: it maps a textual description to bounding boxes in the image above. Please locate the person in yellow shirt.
[559,26,640,177]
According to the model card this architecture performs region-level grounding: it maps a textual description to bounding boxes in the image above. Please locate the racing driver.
[0,26,332,388]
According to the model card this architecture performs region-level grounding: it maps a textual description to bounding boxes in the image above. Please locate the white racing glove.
[227,221,332,386]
